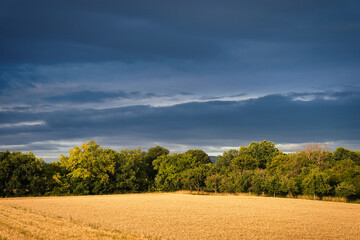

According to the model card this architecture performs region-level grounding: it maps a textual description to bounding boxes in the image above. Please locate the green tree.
[302,168,332,200]
[333,147,360,165]
[265,173,282,197]
[285,177,301,197]
[237,170,253,193]
[185,149,211,164]
[205,173,222,194]
[145,146,169,184]
[239,140,281,169]
[44,161,70,196]
[268,154,290,175]
[335,182,356,202]
[330,159,360,198]
[214,149,239,174]
[232,154,258,171]
[219,170,241,193]
[182,163,212,194]
[153,153,193,191]
[251,169,266,195]
[0,151,47,197]
[59,141,116,195]
[112,148,149,193]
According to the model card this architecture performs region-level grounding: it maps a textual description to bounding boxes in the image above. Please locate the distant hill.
[209,156,217,163]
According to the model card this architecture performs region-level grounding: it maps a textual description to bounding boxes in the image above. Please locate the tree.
[59,141,116,195]
[333,147,360,165]
[237,170,253,193]
[285,177,301,197]
[335,182,356,202]
[153,153,193,191]
[215,149,239,174]
[113,148,149,193]
[219,170,241,193]
[251,169,266,195]
[205,173,222,194]
[44,161,69,196]
[185,149,211,164]
[302,168,331,200]
[268,154,290,175]
[239,141,281,169]
[232,154,258,171]
[0,151,47,197]
[182,163,212,194]
[301,143,329,169]
[265,173,282,197]
[330,159,360,199]
[145,146,169,184]
[153,150,213,192]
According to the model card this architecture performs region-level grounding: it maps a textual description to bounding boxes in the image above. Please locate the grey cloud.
[0,91,359,148]
[1,1,360,155]
[45,90,133,103]
[43,90,187,104]
[1,0,359,99]
[1,0,359,65]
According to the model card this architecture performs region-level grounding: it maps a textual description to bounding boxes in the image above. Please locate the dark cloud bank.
[0,91,359,151]
[1,0,360,66]
[1,1,360,156]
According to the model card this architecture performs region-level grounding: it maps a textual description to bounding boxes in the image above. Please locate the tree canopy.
[1,141,359,201]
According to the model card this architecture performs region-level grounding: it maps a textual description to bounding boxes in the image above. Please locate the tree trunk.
[274,192,276,197]
[314,193,316,200]
[189,185,192,194]
[197,186,200,195]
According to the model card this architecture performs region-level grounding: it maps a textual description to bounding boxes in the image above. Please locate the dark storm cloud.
[0,0,219,64]
[44,90,192,104]
[1,1,360,154]
[1,0,359,65]
[46,90,139,103]
[0,0,359,96]
[0,65,39,92]
[1,91,359,147]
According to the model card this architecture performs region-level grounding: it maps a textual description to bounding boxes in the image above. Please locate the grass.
[1,193,359,239]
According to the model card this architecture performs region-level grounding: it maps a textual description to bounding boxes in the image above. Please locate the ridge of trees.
[1,140,360,202]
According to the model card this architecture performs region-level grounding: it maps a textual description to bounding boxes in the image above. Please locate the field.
[0,193,359,240]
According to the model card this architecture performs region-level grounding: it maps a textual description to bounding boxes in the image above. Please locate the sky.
[1,0,360,161]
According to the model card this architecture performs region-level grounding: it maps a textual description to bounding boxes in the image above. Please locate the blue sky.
[1,0,359,160]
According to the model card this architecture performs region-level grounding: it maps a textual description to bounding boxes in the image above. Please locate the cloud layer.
[1,1,359,158]
[1,91,359,159]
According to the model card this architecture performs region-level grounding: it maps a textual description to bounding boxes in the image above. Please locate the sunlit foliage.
[1,141,359,201]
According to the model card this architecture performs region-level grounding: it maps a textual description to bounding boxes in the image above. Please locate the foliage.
[251,169,266,195]
[0,151,47,197]
[205,173,221,194]
[182,163,212,194]
[113,148,149,193]
[302,168,332,199]
[239,140,281,168]
[153,153,193,191]
[265,173,283,197]
[58,141,116,195]
[1,141,360,201]
[335,182,356,201]
[185,149,211,164]
[145,146,169,183]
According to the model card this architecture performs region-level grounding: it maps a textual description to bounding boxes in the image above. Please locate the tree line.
[1,140,360,201]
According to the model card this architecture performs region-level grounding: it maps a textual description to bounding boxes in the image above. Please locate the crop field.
[0,193,359,240]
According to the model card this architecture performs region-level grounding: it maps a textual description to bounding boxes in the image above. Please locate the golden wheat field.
[0,193,359,240]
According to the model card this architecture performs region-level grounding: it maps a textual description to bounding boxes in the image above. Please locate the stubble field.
[0,193,359,240]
